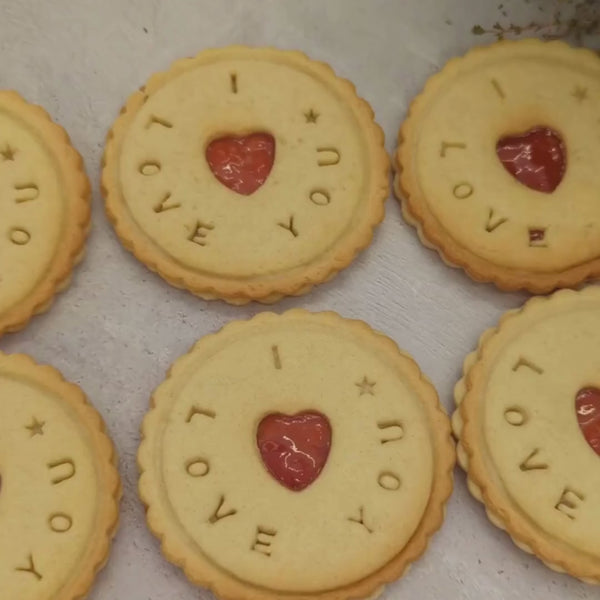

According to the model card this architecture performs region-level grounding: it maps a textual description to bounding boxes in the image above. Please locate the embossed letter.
[146,115,173,129]
[47,458,76,485]
[453,182,474,199]
[48,512,73,533]
[317,147,340,166]
[348,506,373,533]
[15,554,42,580]
[277,216,298,238]
[251,526,277,556]
[139,161,161,176]
[153,192,181,213]
[271,345,282,370]
[209,495,237,523]
[529,228,547,248]
[9,227,31,245]
[440,142,466,157]
[491,79,505,99]
[186,458,210,477]
[377,421,404,444]
[188,220,215,246]
[378,471,401,491]
[555,487,585,520]
[14,184,39,203]
[309,189,331,206]
[186,406,216,423]
[512,357,543,375]
[485,209,507,232]
[503,407,528,427]
[519,448,548,472]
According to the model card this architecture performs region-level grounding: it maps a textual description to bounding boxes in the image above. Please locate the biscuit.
[0,352,121,600]
[102,46,389,304]
[395,39,600,293]
[0,91,90,335]
[139,309,454,600]
[454,287,600,582]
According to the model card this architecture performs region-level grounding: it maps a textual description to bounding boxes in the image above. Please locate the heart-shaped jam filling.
[496,127,566,193]
[575,387,600,456]
[206,132,275,196]
[256,411,331,491]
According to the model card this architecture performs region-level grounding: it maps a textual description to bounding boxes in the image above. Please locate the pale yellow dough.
[0,91,90,335]
[103,47,389,304]
[0,353,120,600]
[139,310,454,600]
[396,39,600,292]
[454,287,600,583]
[0,109,62,312]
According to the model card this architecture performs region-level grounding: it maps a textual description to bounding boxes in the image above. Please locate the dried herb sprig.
[471,0,600,46]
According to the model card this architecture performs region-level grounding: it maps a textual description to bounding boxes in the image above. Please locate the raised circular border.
[138,309,455,600]
[102,46,389,305]
[453,287,600,584]
[0,351,121,600]
[394,39,600,294]
[0,91,91,336]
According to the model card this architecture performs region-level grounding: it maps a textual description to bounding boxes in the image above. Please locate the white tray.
[1,1,595,598]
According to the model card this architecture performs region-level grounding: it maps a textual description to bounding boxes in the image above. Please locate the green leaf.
[472,25,485,34]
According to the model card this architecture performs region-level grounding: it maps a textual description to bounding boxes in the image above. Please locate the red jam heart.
[256,411,332,491]
[205,133,275,196]
[496,127,566,193]
[575,387,600,456]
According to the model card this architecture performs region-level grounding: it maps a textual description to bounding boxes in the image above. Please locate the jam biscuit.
[102,46,389,304]
[0,91,90,335]
[139,310,454,600]
[0,352,121,600]
[395,39,600,293]
[454,287,600,582]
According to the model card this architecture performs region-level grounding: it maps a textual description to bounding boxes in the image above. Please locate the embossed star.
[0,145,15,161]
[572,85,588,103]
[25,417,45,437]
[355,376,376,396]
[304,109,319,124]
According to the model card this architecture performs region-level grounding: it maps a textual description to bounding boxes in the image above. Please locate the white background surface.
[1,1,596,598]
